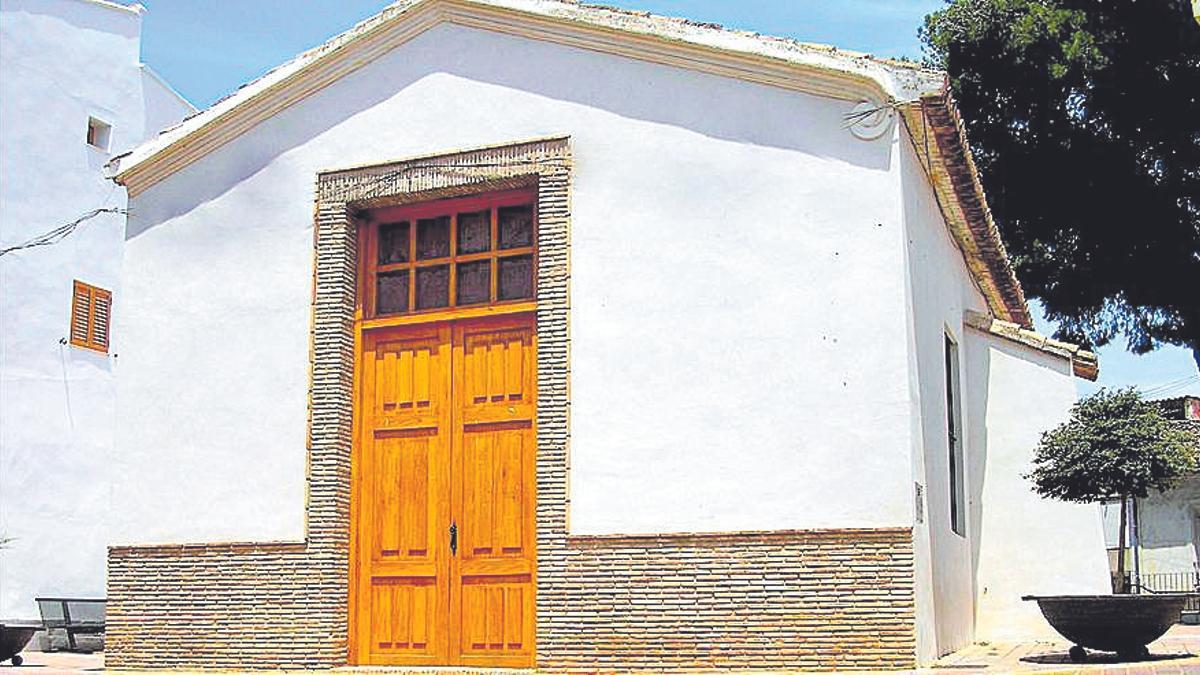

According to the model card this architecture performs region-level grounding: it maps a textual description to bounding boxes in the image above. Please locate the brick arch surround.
[107,136,918,670]
[318,137,576,665]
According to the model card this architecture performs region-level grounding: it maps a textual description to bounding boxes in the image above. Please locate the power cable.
[0,207,127,258]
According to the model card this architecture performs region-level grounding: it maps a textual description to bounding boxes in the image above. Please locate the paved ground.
[8,626,1200,673]
[0,650,100,674]
[927,624,1200,673]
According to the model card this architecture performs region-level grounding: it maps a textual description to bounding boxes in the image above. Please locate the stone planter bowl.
[1024,594,1191,661]
[0,622,40,666]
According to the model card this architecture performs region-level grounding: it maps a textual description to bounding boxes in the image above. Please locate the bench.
[35,597,105,653]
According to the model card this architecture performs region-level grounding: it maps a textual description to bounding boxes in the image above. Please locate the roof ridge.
[566,0,939,73]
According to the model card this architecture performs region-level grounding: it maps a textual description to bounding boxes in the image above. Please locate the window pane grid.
[369,194,535,317]
[376,246,533,274]
[490,206,499,302]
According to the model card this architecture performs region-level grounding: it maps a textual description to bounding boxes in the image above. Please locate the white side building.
[1100,397,1200,590]
[0,0,193,621]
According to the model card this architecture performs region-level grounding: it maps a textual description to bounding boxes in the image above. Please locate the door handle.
[449,522,458,556]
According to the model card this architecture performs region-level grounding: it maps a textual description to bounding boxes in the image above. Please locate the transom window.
[365,190,536,317]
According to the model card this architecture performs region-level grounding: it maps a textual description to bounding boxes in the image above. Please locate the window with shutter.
[69,280,112,353]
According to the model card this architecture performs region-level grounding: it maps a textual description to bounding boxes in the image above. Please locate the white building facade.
[0,0,193,622]
[1100,398,1200,590]
[104,0,1109,669]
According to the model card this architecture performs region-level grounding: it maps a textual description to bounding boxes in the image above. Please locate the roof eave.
[965,310,1099,381]
[898,92,1033,328]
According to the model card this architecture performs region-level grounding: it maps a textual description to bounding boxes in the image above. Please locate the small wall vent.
[86,116,112,151]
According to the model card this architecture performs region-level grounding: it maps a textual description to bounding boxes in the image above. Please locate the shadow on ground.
[1021,651,1196,665]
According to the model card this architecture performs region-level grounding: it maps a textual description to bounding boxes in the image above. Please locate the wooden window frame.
[360,188,537,323]
[944,331,965,537]
[70,280,112,353]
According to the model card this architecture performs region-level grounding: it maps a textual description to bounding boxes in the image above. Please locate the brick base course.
[107,528,914,671]
[106,543,341,669]
[544,528,915,671]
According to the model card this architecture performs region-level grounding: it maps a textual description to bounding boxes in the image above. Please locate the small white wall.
[0,0,191,619]
[1128,476,1200,576]
[898,138,988,661]
[114,22,919,546]
[968,337,1111,642]
[140,64,196,140]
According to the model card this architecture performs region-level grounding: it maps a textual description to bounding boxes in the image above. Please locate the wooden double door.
[351,314,536,667]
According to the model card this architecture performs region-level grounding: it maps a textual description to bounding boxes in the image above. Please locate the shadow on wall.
[1133,474,1200,576]
[963,336,1112,643]
[6,0,140,46]
[965,333,990,623]
[126,21,892,237]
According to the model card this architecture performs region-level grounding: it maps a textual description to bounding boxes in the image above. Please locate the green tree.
[1026,389,1198,590]
[922,1,1200,367]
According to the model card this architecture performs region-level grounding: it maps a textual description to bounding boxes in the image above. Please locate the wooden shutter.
[69,280,111,353]
[70,281,93,348]
[91,288,111,351]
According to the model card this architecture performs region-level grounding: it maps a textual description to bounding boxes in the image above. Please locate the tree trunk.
[1132,496,1142,593]
[1117,495,1128,594]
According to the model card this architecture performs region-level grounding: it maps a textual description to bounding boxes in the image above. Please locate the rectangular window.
[70,280,112,353]
[945,332,965,536]
[365,190,536,318]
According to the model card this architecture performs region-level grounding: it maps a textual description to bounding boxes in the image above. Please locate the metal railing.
[35,597,105,653]
[1134,572,1200,613]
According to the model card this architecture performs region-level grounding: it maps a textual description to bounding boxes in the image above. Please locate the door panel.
[460,579,530,655]
[352,314,536,667]
[355,327,452,665]
[452,319,537,667]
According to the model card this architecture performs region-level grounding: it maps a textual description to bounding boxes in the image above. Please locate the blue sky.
[139,0,946,108]
[137,0,1199,399]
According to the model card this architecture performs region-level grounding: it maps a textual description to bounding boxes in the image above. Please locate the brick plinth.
[106,543,338,669]
[544,529,916,671]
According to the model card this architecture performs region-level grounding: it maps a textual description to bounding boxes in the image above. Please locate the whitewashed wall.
[967,337,1111,642]
[898,139,989,661]
[114,22,919,545]
[898,134,1112,660]
[0,0,192,619]
[1113,477,1200,576]
[141,64,194,144]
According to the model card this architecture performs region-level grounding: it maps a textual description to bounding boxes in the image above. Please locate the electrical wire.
[1142,374,1200,395]
[1,157,561,258]
[0,207,127,257]
[1142,375,1200,398]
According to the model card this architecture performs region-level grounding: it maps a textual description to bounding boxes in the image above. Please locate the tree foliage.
[1026,388,1199,502]
[922,1,1200,364]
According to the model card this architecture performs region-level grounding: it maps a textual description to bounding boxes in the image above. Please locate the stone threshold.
[334,669,536,674]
